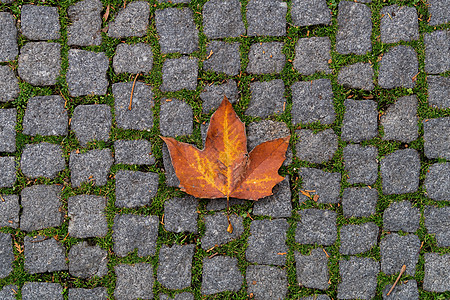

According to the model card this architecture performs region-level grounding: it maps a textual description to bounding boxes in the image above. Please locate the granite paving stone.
[246,0,287,36]
[336,1,372,55]
[342,187,378,218]
[0,157,15,188]
[201,213,244,250]
[291,0,331,26]
[164,196,198,233]
[343,144,378,185]
[341,99,378,142]
[69,288,108,300]
[163,144,179,188]
[380,5,419,43]
[296,248,329,290]
[0,194,19,228]
[203,42,240,76]
[20,143,65,179]
[0,65,19,102]
[381,95,418,143]
[202,0,245,39]
[0,12,18,62]
[161,57,198,92]
[158,244,195,290]
[424,206,450,247]
[71,104,111,146]
[340,222,379,255]
[379,45,418,89]
[296,209,337,245]
[0,233,13,278]
[206,198,244,211]
[201,256,243,295]
[246,79,286,118]
[69,242,108,279]
[20,185,63,231]
[299,168,341,204]
[24,235,67,274]
[425,163,450,201]
[383,201,420,233]
[22,96,68,136]
[300,296,331,300]
[22,282,63,300]
[107,1,149,38]
[20,5,60,40]
[382,280,419,300]
[380,149,420,195]
[113,43,153,74]
[337,62,374,91]
[246,265,288,300]
[337,257,379,300]
[295,129,338,163]
[428,0,450,25]
[424,30,450,74]
[253,177,292,218]
[115,170,159,208]
[380,233,420,276]
[423,253,450,292]
[114,263,155,300]
[200,80,239,113]
[160,98,193,137]
[69,149,113,187]
[155,8,198,54]
[160,293,194,300]
[68,195,108,238]
[112,214,159,257]
[0,109,16,152]
[247,42,285,74]
[428,75,450,109]
[158,0,190,2]
[293,37,332,75]
[67,0,103,46]
[291,79,335,125]
[114,140,155,165]
[423,117,450,160]
[0,285,17,300]
[18,42,61,86]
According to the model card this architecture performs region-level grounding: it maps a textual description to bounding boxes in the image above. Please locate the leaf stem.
[226,195,233,233]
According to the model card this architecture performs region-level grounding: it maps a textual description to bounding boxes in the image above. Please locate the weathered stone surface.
[383,201,420,233]
[71,105,111,146]
[342,187,378,218]
[291,0,331,26]
[295,248,329,290]
[69,242,107,278]
[203,42,240,76]
[300,296,331,300]
[114,140,155,165]
[20,143,65,179]
[206,198,244,211]
[0,12,18,62]
[68,194,108,238]
[253,177,292,218]
[343,144,378,185]
[202,256,243,295]
[0,109,16,152]
[22,282,63,300]
[67,0,103,46]
[247,0,287,36]
[380,233,420,276]
[201,213,244,250]
[299,168,341,204]
[107,1,149,38]
[425,163,450,201]
[246,79,286,118]
[159,293,194,300]
[424,30,450,74]
[340,222,379,255]
[295,129,338,163]
[200,80,239,113]
[337,62,374,91]
[423,253,450,292]
[23,96,68,136]
[423,117,450,160]
[293,37,331,75]
[428,0,450,25]
[246,265,288,300]
[296,209,337,245]
[247,42,285,74]
[113,43,153,74]
[380,5,419,43]
[69,149,113,187]
[380,149,420,195]
[161,57,198,92]
[424,206,450,247]
[0,65,19,103]
[162,144,179,188]
[164,196,198,233]
[382,280,419,300]
[381,95,418,143]
[114,263,154,300]
[337,257,379,300]
[0,194,19,228]
[341,99,378,142]
[379,45,418,89]
[69,287,108,300]
[20,5,60,40]
[160,98,193,137]
[158,244,195,290]
[0,233,13,278]
[0,157,15,188]
[0,285,17,300]
[202,0,245,39]
[115,170,159,208]
[24,235,67,274]
[428,75,450,109]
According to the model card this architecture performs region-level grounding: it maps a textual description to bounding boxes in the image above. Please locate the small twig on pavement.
[129,73,139,110]
[387,265,407,296]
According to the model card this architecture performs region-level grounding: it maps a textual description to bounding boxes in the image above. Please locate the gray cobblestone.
[0,109,16,152]
[114,140,155,165]
[160,98,193,137]
[337,63,374,91]
[20,143,65,179]
[424,206,450,247]
[247,42,285,74]
[299,168,341,204]
[425,163,450,201]
[423,117,450,160]
[295,248,329,290]
[69,149,113,187]
[114,263,154,300]
[107,1,149,38]
[340,222,379,255]
[380,5,419,43]
[200,80,239,113]
[202,0,245,39]
[247,0,287,37]
[161,57,198,92]
[69,287,108,300]
[253,177,292,218]
[24,235,67,274]
[0,194,19,228]
[0,285,17,300]
[67,0,102,46]
[113,43,153,74]
[68,194,108,238]
[201,213,244,250]
[423,253,450,292]
[295,129,338,163]
[71,104,111,146]
[69,242,108,279]
[115,170,159,208]
[381,95,418,143]
[0,157,15,188]
[337,257,379,300]
[343,144,378,185]
[383,280,419,300]
[291,0,331,26]
[380,233,420,276]
[296,209,337,246]
[246,79,286,118]
[157,244,195,290]
[294,37,331,75]
[428,75,450,109]
[0,66,19,103]
[341,99,378,142]
[0,13,18,62]
[342,187,378,218]
[22,282,63,300]
[20,5,60,40]
[203,42,240,76]
[202,256,243,295]
[164,196,198,233]
[428,0,450,25]
[23,96,68,137]
[379,45,418,89]
[424,30,450,74]
[380,149,420,195]
[246,265,288,300]
[0,233,13,278]
[383,201,420,233]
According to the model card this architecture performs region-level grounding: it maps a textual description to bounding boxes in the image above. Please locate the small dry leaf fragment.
[313,194,319,202]
[300,190,311,198]
[103,5,110,22]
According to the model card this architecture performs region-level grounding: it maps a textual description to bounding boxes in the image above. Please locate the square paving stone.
[69,242,107,279]
[424,206,450,247]
[423,253,450,292]
[201,213,244,250]
[161,57,198,92]
[246,219,288,266]
[156,8,198,54]
[113,43,153,74]
[299,168,341,204]
[71,104,111,146]
[200,80,239,113]
[343,144,378,185]
[381,95,418,143]
[341,99,378,142]
[67,0,102,46]
[291,0,331,26]
[113,82,154,131]
[423,117,450,160]
[0,157,15,188]
[380,233,420,276]
[0,233,13,278]
[22,96,68,136]
[340,222,379,255]
[18,42,61,86]
[164,196,198,233]
[115,263,154,300]
[379,45,418,89]
[247,42,285,74]
[115,170,159,208]
[425,163,450,201]
[293,37,331,75]
[162,144,179,188]
[246,0,287,36]
[382,280,419,300]
[383,201,420,233]
[20,5,60,40]
[0,285,17,300]
[69,287,107,300]
[0,66,19,102]
[68,194,107,238]
[203,42,240,76]
[336,1,372,55]
[424,30,450,74]
[0,194,19,228]
[380,5,419,44]
[158,244,195,290]
[160,293,193,300]
[295,129,338,163]
[22,282,63,300]
[300,297,331,300]
[202,256,243,295]
[69,149,113,187]
[113,214,159,257]
[20,185,63,231]
[107,1,149,38]
[380,149,420,195]
[24,235,67,274]
[428,75,450,109]
[337,257,379,300]
[253,177,292,218]
[296,209,337,245]
[296,248,329,290]
[342,187,378,218]
[0,13,18,62]
[202,0,245,39]
[20,143,65,179]
[428,0,450,25]
[114,140,155,165]
[246,265,288,300]
[66,49,108,97]
[205,198,244,211]
[337,62,374,91]
[160,98,193,137]
[246,80,286,118]
[0,108,16,152]
[291,79,335,125]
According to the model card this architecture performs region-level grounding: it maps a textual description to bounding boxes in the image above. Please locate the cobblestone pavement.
[0,0,449,299]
